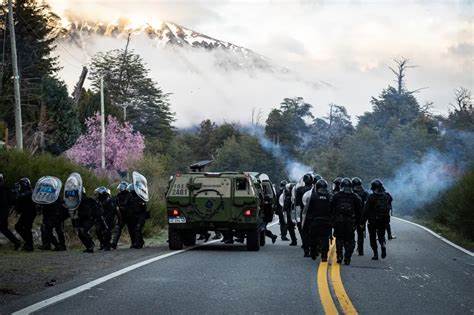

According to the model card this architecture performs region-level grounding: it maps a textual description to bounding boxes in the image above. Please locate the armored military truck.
[166,166,272,251]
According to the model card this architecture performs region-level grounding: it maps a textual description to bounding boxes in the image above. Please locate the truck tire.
[183,232,196,246]
[259,230,266,246]
[169,228,183,250]
[247,229,260,251]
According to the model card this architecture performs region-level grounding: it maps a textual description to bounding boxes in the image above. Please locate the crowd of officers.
[0,174,149,253]
[275,174,394,265]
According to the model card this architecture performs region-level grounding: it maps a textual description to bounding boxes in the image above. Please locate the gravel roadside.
[0,234,169,307]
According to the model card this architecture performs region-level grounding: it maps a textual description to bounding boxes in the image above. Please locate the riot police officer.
[277,180,289,241]
[0,173,21,249]
[38,194,67,251]
[330,178,363,265]
[332,177,342,194]
[303,179,332,262]
[111,182,131,249]
[127,184,149,249]
[294,173,313,257]
[95,187,118,251]
[363,179,392,260]
[13,178,36,251]
[283,183,297,246]
[74,188,106,253]
[352,177,368,256]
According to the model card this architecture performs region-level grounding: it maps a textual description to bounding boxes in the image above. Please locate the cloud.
[269,35,306,57]
[448,42,474,57]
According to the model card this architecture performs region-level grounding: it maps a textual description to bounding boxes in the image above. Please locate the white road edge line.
[393,216,474,257]
[13,220,280,315]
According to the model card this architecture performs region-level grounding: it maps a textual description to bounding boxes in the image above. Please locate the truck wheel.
[183,232,196,246]
[247,229,260,251]
[169,228,183,250]
[259,230,266,246]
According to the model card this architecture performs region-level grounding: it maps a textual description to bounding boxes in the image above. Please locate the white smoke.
[384,130,473,215]
[246,126,312,181]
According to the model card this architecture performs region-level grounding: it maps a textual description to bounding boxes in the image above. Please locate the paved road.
[5,219,474,315]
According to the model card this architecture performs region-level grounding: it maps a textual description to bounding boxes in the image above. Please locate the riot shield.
[278,193,284,208]
[133,171,149,202]
[32,176,62,205]
[64,172,83,211]
[301,189,313,228]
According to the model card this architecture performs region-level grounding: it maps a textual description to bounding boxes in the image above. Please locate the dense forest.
[0,1,472,243]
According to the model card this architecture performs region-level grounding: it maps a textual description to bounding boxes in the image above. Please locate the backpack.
[374,193,390,217]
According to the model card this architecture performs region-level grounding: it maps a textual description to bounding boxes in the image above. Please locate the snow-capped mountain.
[63,19,274,71]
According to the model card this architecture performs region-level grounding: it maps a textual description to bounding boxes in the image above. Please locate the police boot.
[344,257,351,265]
[371,249,378,260]
[289,229,297,246]
[381,246,387,259]
[281,235,290,241]
[357,244,364,256]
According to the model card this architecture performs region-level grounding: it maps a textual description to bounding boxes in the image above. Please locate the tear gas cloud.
[384,130,473,215]
[247,126,312,181]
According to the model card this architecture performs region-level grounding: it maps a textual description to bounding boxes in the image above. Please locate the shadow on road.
[192,243,248,251]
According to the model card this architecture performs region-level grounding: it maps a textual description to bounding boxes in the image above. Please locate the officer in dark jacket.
[38,197,67,251]
[95,187,118,251]
[304,179,333,262]
[295,173,314,257]
[330,178,362,265]
[0,174,21,249]
[13,178,37,251]
[352,177,369,256]
[276,180,289,241]
[127,184,149,249]
[111,182,132,249]
[363,179,392,260]
[74,189,106,253]
[282,183,297,246]
[332,177,342,194]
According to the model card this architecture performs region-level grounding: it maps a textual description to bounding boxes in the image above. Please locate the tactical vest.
[334,193,356,219]
[307,191,331,219]
[373,193,390,218]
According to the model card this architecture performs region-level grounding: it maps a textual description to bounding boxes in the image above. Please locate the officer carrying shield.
[111,181,131,249]
[95,186,118,251]
[33,176,67,251]
[127,172,150,249]
[294,173,314,257]
[276,180,289,241]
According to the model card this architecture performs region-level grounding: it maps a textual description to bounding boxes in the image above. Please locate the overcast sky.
[48,0,473,127]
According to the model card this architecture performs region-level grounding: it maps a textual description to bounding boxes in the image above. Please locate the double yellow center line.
[317,238,358,315]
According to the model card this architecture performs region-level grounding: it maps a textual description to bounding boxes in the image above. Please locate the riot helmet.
[333,177,342,191]
[127,183,135,193]
[94,186,111,201]
[352,177,363,192]
[370,179,384,193]
[285,183,293,194]
[302,173,313,186]
[313,173,322,184]
[315,179,329,194]
[19,177,31,190]
[341,177,352,193]
[117,181,129,192]
[280,180,288,188]
[0,173,4,186]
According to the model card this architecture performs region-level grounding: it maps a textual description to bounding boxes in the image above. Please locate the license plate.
[169,216,186,224]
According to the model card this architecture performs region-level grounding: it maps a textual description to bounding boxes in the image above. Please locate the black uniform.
[111,190,132,249]
[330,191,362,263]
[128,191,148,249]
[276,189,288,240]
[14,188,37,251]
[353,188,368,255]
[304,189,332,261]
[39,198,67,251]
[0,182,21,248]
[363,191,392,259]
[74,196,105,252]
[282,187,297,245]
[294,184,312,254]
[97,197,118,250]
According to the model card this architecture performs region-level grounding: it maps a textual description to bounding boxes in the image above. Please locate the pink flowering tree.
[66,113,145,177]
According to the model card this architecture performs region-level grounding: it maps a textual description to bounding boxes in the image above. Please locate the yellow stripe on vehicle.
[329,238,358,315]
[317,241,339,315]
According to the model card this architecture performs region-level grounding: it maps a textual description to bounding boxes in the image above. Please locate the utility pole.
[100,77,105,169]
[73,66,88,106]
[119,33,131,121]
[8,0,22,150]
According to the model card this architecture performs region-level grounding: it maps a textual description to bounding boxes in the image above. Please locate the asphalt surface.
[4,219,474,315]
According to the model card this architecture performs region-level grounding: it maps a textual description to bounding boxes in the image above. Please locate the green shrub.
[417,167,474,241]
[0,149,107,191]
